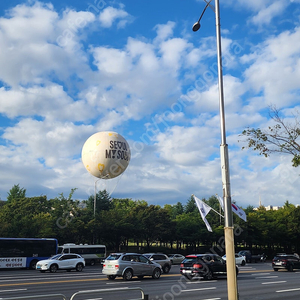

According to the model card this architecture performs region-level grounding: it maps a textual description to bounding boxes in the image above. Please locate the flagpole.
[192,1,238,299]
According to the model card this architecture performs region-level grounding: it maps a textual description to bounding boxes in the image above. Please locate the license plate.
[36,266,41,269]
[275,262,282,265]
[183,270,192,274]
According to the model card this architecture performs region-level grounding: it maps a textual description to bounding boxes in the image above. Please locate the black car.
[180,254,239,280]
[272,254,300,271]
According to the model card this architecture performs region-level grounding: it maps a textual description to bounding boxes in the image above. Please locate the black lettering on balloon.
[105,150,111,158]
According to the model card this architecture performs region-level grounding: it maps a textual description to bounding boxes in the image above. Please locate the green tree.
[185,195,197,213]
[7,184,26,203]
[85,189,112,215]
[240,106,300,167]
[0,195,53,237]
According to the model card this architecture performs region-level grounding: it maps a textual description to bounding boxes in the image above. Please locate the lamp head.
[192,22,201,32]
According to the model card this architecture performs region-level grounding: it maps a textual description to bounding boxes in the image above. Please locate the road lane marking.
[0,274,105,283]
[262,281,286,285]
[0,289,27,293]
[106,281,141,285]
[276,288,300,293]
[0,278,103,287]
[0,269,276,287]
[181,287,216,292]
[187,280,217,284]
[256,276,278,279]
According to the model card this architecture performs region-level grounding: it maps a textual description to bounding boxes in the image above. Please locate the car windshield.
[169,255,175,258]
[143,254,151,258]
[106,254,121,260]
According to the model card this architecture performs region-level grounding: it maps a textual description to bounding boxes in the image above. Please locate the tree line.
[1,184,299,258]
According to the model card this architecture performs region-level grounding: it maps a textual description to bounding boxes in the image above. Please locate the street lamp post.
[193,1,238,299]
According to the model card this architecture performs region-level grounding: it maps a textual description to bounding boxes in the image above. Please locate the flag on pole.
[194,195,213,232]
[217,195,247,222]
[217,195,224,211]
[231,203,247,222]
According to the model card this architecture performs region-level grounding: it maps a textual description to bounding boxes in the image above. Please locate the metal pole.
[214,0,238,299]
[94,179,96,218]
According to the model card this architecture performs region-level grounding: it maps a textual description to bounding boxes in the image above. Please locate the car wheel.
[241,260,246,266]
[288,265,293,272]
[163,264,170,274]
[152,268,161,279]
[50,264,58,273]
[107,275,116,280]
[76,263,84,272]
[123,269,133,281]
[205,270,213,280]
[273,268,278,272]
[90,260,95,266]
[30,260,38,270]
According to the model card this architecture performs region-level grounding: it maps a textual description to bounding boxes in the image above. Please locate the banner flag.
[217,195,224,211]
[231,203,247,222]
[194,195,213,232]
[218,195,247,222]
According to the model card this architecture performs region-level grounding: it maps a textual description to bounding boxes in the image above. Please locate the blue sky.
[0,0,300,208]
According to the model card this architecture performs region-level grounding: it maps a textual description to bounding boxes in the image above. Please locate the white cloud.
[99,6,131,28]
[0,0,299,209]
[242,27,300,108]
[250,1,286,26]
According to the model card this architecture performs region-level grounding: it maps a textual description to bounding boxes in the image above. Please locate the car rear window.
[183,257,198,263]
[106,254,121,260]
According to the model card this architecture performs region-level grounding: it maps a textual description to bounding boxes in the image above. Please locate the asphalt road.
[0,262,300,300]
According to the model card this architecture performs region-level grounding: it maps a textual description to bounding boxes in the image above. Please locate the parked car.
[272,254,300,272]
[238,250,266,263]
[180,254,239,280]
[102,253,162,280]
[143,253,172,273]
[222,253,246,266]
[168,254,185,265]
[36,253,85,273]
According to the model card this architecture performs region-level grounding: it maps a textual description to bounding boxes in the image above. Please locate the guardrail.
[70,287,148,300]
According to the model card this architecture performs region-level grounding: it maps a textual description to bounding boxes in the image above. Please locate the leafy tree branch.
[239,106,300,167]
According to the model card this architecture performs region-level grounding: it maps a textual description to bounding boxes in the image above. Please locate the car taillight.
[281,259,287,265]
[103,264,106,267]
[180,263,184,267]
[115,264,119,268]
[193,264,202,269]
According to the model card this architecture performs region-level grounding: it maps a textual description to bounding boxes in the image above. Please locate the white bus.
[58,244,106,265]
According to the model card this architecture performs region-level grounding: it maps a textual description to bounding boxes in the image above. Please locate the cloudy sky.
[0,0,300,208]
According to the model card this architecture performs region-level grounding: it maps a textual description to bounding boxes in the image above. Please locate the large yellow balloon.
[81,131,130,179]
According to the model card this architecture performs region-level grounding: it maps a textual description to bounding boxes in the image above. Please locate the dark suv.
[143,253,172,274]
[180,254,239,280]
[272,254,300,272]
